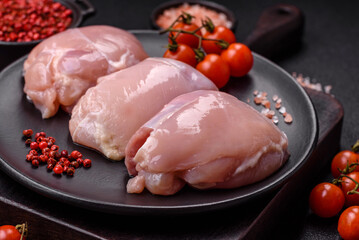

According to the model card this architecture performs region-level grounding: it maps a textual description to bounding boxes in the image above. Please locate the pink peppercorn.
[0,0,73,42]
[83,159,92,168]
[30,142,38,150]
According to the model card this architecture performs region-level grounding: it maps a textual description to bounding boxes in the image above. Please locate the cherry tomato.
[340,172,359,206]
[331,150,359,178]
[195,54,230,88]
[309,182,345,218]
[202,26,236,54]
[338,206,359,240]
[221,43,253,77]
[170,22,202,48]
[0,225,22,240]
[163,43,197,68]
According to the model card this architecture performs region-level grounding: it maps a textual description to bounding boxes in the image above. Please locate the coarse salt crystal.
[292,72,334,95]
[261,99,271,109]
[254,96,262,105]
[324,85,332,94]
[261,108,270,114]
[272,115,279,124]
[284,113,293,123]
[279,106,286,114]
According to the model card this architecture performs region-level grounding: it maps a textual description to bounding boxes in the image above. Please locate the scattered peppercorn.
[36,136,44,143]
[39,154,48,163]
[66,167,75,176]
[25,139,32,145]
[53,164,63,175]
[60,150,68,158]
[0,0,73,42]
[83,159,92,168]
[47,157,56,166]
[48,150,57,159]
[71,160,79,169]
[22,129,33,138]
[50,145,59,151]
[70,150,82,160]
[29,149,38,156]
[47,163,54,170]
[26,154,33,162]
[38,141,48,150]
[34,132,41,139]
[22,129,92,177]
[30,141,38,150]
[31,158,39,167]
[76,158,83,166]
[42,147,50,155]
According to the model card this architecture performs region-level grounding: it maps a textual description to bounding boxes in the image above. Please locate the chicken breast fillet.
[23,25,148,118]
[69,58,218,160]
[125,90,289,195]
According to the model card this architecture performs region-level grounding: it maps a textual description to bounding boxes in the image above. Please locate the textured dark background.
[1,0,358,239]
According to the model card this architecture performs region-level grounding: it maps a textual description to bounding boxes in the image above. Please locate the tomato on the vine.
[0,225,22,240]
[309,182,345,218]
[163,43,197,68]
[170,22,202,48]
[338,206,359,240]
[340,172,359,206]
[202,26,236,54]
[196,54,230,88]
[221,43,253,77]
[331,150,358,178]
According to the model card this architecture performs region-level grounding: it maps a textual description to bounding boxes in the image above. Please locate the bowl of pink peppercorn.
[0,0,95,70]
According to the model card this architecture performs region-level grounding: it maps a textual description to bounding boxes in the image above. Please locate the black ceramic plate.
[0,30,317,215]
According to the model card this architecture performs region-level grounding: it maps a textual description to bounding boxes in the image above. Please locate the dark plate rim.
[0,30,318,216]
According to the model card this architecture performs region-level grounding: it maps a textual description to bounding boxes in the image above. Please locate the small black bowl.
[0,0,95,71]
[150,0,237,31]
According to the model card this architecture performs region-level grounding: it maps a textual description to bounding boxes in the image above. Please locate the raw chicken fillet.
[69,58,218,160]
[125,90,289,195]
[23,25,148,118]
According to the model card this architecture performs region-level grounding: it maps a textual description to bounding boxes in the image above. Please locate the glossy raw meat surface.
[69,58,218,160]
[125,90,289,195]
[23,25,148,118]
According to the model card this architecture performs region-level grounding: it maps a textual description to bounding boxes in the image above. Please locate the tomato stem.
[202,17,215,33]
[338,162,359,176]
[15,222,28,240]
[179,11,195,25]
[159,11,194,34]
[332,178,342,185]
[193,48,205,62]
[166,42,178,52]
[338,174,359,195]
[159,12,229,51]
[352,140,359,153]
